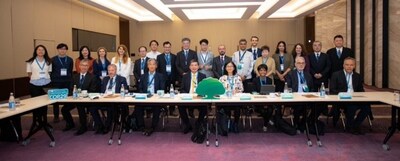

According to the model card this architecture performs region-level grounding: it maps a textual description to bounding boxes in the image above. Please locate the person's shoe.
[144,128,154,136]
[75,127,87,136]
[183,126,193,134]
[262,126,268,132]
[95,126,104,135]
[62,124,75,132]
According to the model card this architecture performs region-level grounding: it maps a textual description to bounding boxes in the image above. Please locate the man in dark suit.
[326,35,355,121]
[62,59,99,135]
[134,46,149,87]
[179,60,207,134]
[286,56,314,130]
[89,64,128,134]
[327,35,354,78]
[247,36,262,61]
[157,41,178,116]
[212,44,232,79]
[134,59,165,136]
[175,37,198,79]
[330,57,371,135]
[309,41,331,90]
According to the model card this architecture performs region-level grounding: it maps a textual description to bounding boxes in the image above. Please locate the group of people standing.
[23,34,370,140]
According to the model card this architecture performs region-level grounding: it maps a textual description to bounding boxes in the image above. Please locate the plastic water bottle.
[72,85,78,100]
[120,85,125,99]
[9,93,16,111]
[320,82,326,98]
[283,82,289,93]
[226,84,233,99]
[170,84,175,98]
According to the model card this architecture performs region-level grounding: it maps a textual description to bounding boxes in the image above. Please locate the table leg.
[382,106,398,150]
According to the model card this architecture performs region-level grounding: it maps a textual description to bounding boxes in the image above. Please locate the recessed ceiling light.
[182,7,247,20]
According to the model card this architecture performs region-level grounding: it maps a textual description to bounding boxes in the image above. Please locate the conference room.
[1,0,400,161]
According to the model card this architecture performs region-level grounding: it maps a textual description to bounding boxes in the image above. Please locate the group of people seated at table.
[21,34,371,140]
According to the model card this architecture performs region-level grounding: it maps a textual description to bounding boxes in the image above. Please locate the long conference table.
[1,92,400,150]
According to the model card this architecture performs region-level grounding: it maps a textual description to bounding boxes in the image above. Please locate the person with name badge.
[50,43,73,123]
[232,38,254,93]
[272,41,294,92]
[90,64,128,134]
[330,57,371,135]
[134,46,149,88]
[285,56,314,131]
[134,59,165,136]
[253,45,276,81]
[93,47,111,84]
[25,45,53,141]
[197,39,214,78]
[112,44,132,86]
[252,64,274,131]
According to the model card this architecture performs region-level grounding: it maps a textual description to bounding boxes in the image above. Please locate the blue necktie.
[79,75,84,88]
[108,77,114,90]
[337,49,341,58]
[253,49,257,60]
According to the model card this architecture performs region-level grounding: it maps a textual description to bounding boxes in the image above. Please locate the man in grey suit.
[197,39,214,78]
[212,45,232,79]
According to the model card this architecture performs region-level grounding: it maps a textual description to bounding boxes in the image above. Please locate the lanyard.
[228,76,234,89]
[165,54,170,65]
[141,59,145,70]
[58,56,67,67]
[201,52,208,64]
[35,58,45,71]
[279,56,284,64]
[239,51,246,62]
[101,59,106,70]
[346,73,352,88]
[262,57,268,64]
[260,77,267,85]
[148,74,155,86]
[118,60,122,71]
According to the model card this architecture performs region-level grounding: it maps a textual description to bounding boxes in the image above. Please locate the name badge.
[60,68,67,76]
[106,89,113,95]
[101,70,107,77]
[39,72,46,78]
[238,63,243,70]
[141,69,144,75]
[148,85,154,94]
[280,64,284,71]
[166,65,172,73]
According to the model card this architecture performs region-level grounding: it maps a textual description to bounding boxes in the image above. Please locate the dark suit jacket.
[308,52,331,84]
[329,70,364,95]
[176,49,198,76]
[247,48,262,59]
[69,73,99,95]
[101,75,128,93]
[157,53,177,82]
[138,72,165,93]
[326,47,354,78]
[251,76,273,92]
[134,57,150,83]
[93,59,111,79]
[285,69,315,92]
[180,72,206,93]
[212,55,232,79]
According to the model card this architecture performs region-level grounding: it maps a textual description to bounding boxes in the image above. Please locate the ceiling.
[81,0,337,22]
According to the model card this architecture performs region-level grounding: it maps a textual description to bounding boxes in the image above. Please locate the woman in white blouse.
[25,45,54,142]
[111,44,132,86]
[219,61,243,134]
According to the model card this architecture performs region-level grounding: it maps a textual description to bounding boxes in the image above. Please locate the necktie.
[316,53,320,61]
[79,75,84,88]
[184,50,188,59]
[191,73,197,93]
[337,49,342,58]
[253,49,257,60]
[299,72,305,84]
[166,54,170,64]
[141,59,144,70]
[108,77,114,90]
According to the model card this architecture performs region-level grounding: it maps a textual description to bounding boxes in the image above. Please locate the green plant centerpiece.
[196,77,225,99]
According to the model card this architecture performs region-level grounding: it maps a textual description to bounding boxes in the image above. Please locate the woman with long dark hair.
[75,46,94,73]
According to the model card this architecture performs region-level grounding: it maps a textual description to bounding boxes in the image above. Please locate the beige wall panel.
[389,0,400,89]
[0,0,14,79]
